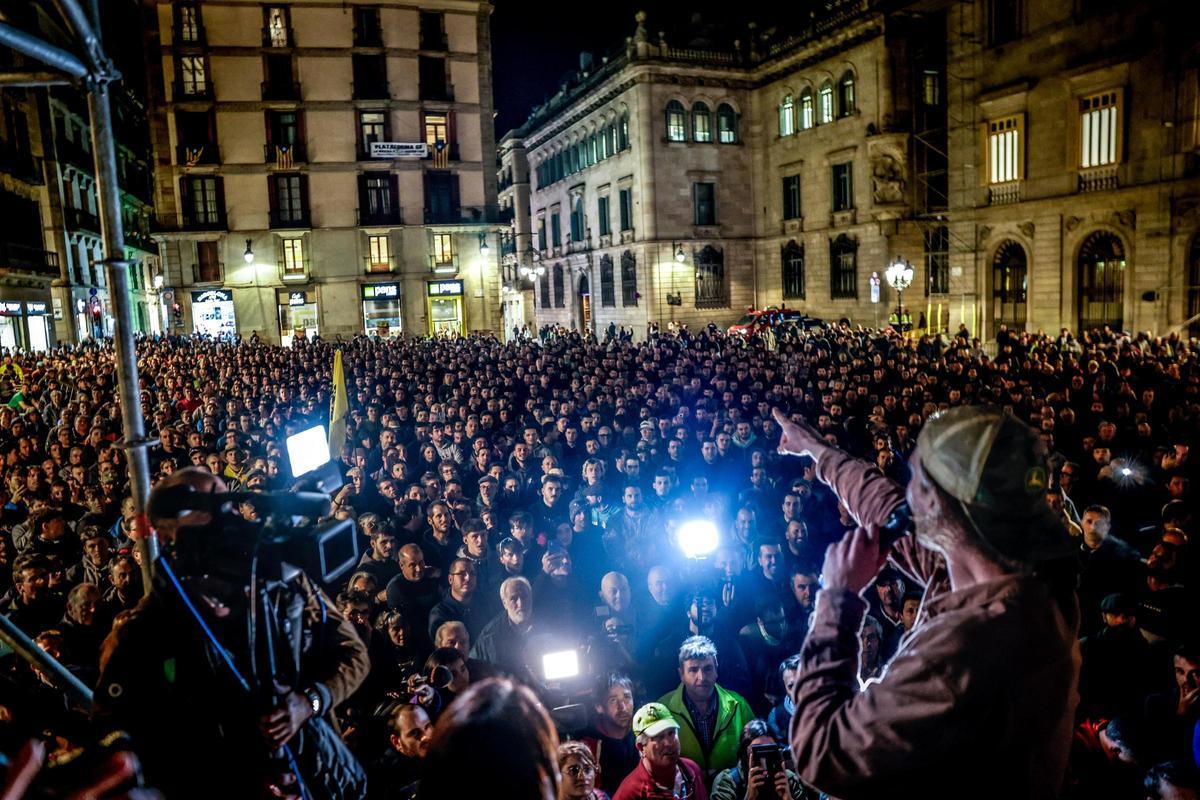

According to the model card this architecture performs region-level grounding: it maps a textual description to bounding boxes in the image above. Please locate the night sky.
[490,0,788,137]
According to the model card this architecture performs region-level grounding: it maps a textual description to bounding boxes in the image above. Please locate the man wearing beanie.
[773,406,1079,800]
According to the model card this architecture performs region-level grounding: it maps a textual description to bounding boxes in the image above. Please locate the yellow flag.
[328,349,348,458]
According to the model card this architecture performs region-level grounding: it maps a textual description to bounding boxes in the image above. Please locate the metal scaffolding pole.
[2,0,159,589]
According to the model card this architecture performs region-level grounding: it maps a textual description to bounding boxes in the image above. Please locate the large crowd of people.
[0,319,1198,799]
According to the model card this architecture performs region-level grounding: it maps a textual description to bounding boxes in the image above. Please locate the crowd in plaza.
[0,318,1197,799]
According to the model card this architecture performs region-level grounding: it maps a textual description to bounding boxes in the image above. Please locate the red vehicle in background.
[727,306,822,336]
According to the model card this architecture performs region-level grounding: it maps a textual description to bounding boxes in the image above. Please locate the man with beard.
[775,406,1078,799]
[367,703,431,800]
[612,703,708,800]
[579,673,640,797]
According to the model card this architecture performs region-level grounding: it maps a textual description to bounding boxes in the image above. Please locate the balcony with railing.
[357,206,402,227]
[176,141,220,166]
[419,83,455,102]
[988,181,1022,206]
[361,253,393,273]
[0,244,59,277]
[1078,164,1118,193]
[261,80,301,102]
[497,206,515,224]
[264,143,307,165]
[353,80,390,101]
[428,254,458,274]
[354,24,383,47]
[500,235,517,257]
[270,209,311,230]
[262,26,295,48]
[66,206,101,235]
[180,207,227,231]
[171,79,213,102]
[424,205,486,225]
[420,31,448,52]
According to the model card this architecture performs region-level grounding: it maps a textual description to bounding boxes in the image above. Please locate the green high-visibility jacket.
[659,684,756,775]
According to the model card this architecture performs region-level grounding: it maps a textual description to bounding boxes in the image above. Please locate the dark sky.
[490,0,776,136]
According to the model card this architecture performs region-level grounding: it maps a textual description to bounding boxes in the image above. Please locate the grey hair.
[677,635,719,669]
[862,615,883,638]
[500,575,532,600]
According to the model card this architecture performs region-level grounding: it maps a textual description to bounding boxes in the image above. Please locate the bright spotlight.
[1121,467,1132,477]
[678,519,719,559]
[542,649,580,682]
[286,424,330,478]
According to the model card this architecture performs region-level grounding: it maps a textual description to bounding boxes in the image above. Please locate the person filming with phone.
[710,720,808,800]
[772,406,1080,800]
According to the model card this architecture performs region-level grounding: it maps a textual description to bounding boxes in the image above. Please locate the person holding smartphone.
[710,720,809,800]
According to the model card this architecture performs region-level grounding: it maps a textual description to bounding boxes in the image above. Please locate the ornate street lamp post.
[885,257,914,332]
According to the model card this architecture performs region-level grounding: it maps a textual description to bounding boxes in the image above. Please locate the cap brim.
[639,718,679,738]
[962,502,1076,564]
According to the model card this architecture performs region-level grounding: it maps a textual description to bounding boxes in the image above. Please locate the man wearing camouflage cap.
[773,405,1079,799]
[612,702,707,800]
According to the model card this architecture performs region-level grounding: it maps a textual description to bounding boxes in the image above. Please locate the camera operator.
[773,406,1079,799]
[93,468,371,799]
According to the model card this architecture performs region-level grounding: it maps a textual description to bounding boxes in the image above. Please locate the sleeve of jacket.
[789,589,958,799]
[304,579,370,710]
[814,448,943,590]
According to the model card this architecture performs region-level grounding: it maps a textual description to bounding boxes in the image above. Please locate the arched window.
[694,245,726,308]
[598,126,609,160]
[838,71,856,117]
[1188,235,1200,338]
[620,250,638,306]
[782,240,805,300]
[539,267,551,307]
[819,81,834,124]
[589,133,598,165]
[692,102,712,143]
[716,103,738,143]
[1078,231,1126,333]
[992,240,1027,336]
[599,254,615,307]
[665,101,687,142]
[553,263,565,308]
[830,234,858,299]
[799,90,814,130]
[779,95,795,136]
[618,112,629,150]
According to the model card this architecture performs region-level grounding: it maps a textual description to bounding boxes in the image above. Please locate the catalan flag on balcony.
[276,144,294,170]
[432,139,448,169]
[185,145,204,166]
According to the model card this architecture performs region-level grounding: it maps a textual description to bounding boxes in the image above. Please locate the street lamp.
[885,257,914,332]
[243,239,255,264]
[673,242,686,263]
[478,232,490,258]
[517,247,544,281]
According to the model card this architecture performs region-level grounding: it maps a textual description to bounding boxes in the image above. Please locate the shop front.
[25,302,51,352]
[278,289,318,347]
[426,279,464,336]
[362,282,403,338]
[0,302,25,352]
[191,289,237,339]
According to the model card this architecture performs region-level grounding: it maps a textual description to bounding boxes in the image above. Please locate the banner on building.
[370,142,428,159]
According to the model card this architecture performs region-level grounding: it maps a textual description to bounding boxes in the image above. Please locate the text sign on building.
[0,302,23,316]
[25,302,48,316]
[427,280,464,297]
[288,292,308,306]
[370,142,429,159]
[192,289,233,304]
[362,283,400,300]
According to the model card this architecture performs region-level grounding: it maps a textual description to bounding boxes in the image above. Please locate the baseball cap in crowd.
[632,702,680,738]
[917,406,1072,564]
[639,420,654,431]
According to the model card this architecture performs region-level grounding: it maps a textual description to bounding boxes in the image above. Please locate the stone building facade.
[147,0,501,344]
[503,0,1200,340]
[934,0,1200,339]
